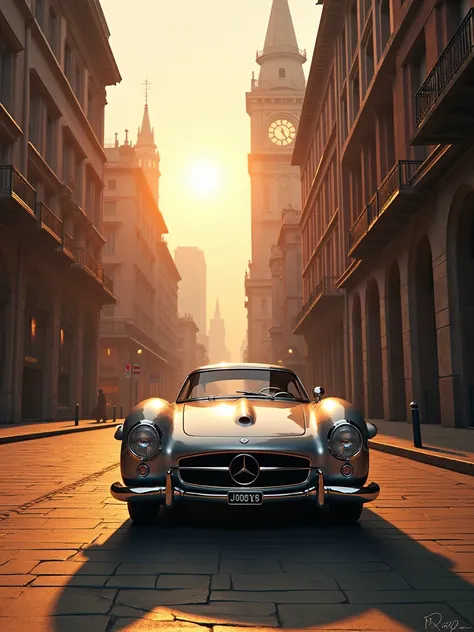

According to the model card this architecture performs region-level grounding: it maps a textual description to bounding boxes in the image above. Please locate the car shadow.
[51,503,474,631]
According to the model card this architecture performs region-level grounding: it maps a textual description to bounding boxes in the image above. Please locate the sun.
[187,161,221,197]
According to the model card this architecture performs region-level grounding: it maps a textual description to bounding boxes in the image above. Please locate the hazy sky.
[100,0,322,361]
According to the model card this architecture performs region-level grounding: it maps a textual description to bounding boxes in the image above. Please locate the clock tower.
[245,0,306,363]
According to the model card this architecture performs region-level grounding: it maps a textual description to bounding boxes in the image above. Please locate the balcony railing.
[36,202,62,240]
[293,276,341,329]
[103,275,114,294]
[416,9,474,127]
[74,247,100,277]
[0,165,36,212]
[62,232,74,255]
[349,160,423,250]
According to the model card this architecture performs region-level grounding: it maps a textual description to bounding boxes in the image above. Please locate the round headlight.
[329,423,363,460]
[127,424,161,459]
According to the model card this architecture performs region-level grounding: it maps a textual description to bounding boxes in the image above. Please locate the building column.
[44,292,61,420]
[379,287,390,422]
[87,311,100,416]
[11,246,27,423]
[21,20,33,173]
[72,308,84,414]
[432,253,458,427]
[399,256,414,420]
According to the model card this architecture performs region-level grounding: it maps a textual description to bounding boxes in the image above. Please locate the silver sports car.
[110,363,380,525]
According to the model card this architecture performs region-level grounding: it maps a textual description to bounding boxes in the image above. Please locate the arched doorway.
[366,279,384,419]
[82,313,97,416]
[448,189,474,427]
[386,261,406,420]
[412,237,441,423]
[351,293,364,414]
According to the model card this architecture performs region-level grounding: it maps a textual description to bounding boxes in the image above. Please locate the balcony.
[293,277,343,335]
[348,160,424,259]
[256,46,306,64]
[0,165,37,225]
[72,247,115,303]
[412,9,474,145]
[36,202,62,244]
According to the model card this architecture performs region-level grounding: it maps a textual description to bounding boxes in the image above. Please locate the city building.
[174,246,208,348]
[177,315,199,380]
[293,0,474,428]
[208,299,230,363]
[0,0,120,423]
[98,107,181,409]
[244,0,307,364]
[270,204,307,383]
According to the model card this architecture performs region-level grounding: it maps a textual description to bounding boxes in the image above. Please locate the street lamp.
[288,348,294,356]
[137,348,143,355]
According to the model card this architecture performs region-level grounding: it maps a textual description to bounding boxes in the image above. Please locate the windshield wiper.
[236,390,274,399]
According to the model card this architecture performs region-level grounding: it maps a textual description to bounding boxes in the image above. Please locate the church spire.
[261,0,302,57]
[255,0,306,90]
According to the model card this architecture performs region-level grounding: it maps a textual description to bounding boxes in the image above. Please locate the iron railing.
[103,275,114,294]
[0,165,36,211]
[62,232,74,255]
[293,276,341,329]
[74,247,100,277]
[415,8,474,126]
[36,202,62,239]
[349,160,423,249]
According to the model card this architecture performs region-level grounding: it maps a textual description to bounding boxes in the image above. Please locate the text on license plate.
[227,491,263,505]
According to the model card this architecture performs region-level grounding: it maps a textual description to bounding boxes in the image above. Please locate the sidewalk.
[0,418,123,444]
[368,419,474,475]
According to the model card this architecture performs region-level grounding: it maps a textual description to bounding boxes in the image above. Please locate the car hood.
[182,398,307,437]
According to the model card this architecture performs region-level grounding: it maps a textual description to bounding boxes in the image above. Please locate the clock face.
[268,119,296,146]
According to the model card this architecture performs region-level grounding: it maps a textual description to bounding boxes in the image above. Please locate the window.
[64,42,73,83]
[262,298,268,314]
[108,179,116,190]
[261,324,268,338]
[35,0,45,27]
[278,68,286,78]
[103,227,116,255]
[48,8,58,56]
[46,111,56,168]
[104,201,116,215]
[0,40,15,114]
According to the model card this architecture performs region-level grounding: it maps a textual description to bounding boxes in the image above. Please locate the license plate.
[227,491,263,505]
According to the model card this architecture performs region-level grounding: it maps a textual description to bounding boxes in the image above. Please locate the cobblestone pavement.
[0,434,473,631]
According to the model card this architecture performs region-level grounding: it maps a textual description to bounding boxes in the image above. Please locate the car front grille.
[177,452,311,488]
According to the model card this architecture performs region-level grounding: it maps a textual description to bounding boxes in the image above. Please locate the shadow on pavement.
[50,504,474,631]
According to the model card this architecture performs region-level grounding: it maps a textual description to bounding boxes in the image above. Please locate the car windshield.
[176,368,309,403]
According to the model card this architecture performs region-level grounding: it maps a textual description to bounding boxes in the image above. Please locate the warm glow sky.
[101,0,322,362]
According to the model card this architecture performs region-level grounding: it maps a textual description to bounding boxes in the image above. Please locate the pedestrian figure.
[94,389,108,423]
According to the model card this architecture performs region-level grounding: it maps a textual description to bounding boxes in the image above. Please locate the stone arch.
[351,292,364,414]
[447,185,474,427]
[365,277,384,419]
[385,259,406,420]
[410,236,441,423]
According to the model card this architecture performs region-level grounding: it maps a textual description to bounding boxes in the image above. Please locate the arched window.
[279,68,286,78]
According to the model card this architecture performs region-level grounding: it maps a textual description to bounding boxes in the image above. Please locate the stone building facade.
[270,204,307,383]
[0,0,120,422]
[244,0,306,364]
[98,111,181,409]
[293,0,474,428]
[174,246,208,349]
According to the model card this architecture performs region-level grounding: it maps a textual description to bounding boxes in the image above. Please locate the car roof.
[190,362,294,372]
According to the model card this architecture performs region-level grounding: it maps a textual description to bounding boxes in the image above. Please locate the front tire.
[329,503,363,525]
[127,502,160,525]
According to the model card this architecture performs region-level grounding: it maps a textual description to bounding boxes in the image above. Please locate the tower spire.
[255,0,306,89]
[214,299,220,319]
[261,0,301,56]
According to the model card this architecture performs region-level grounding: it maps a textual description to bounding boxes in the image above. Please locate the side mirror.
[366,422,377,439]
[313,386,325,402]
[114,425,124,441]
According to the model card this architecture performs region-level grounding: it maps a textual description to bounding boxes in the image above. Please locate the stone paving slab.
[0,420,123,444]
[0,432,473,631]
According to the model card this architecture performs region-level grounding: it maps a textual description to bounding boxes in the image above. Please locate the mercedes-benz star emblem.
[229,454,260,486]
[240,437,249,444]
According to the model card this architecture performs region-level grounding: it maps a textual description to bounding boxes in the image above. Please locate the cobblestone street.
[0,429,473,631]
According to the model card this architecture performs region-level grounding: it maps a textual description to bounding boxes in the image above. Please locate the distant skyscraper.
[208,300,230,363]
[174,247,207,346]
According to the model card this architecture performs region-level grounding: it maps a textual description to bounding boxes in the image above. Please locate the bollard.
[120,405,123,419]
[410,401,422,448]
[113,405,117,423]
[74,403,79,427]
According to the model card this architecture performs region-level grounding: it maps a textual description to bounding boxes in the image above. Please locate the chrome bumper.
[111,470,380,507]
